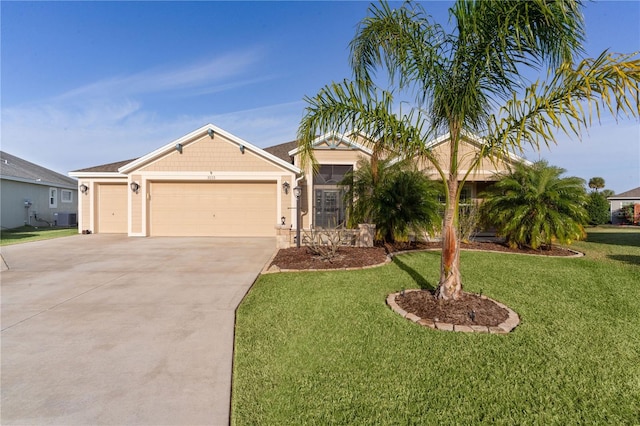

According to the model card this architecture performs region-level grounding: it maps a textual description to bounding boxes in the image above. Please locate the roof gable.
[1,151,77,188]
[119,124,299,174]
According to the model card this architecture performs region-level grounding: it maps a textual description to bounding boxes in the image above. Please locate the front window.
[313,165,353,228]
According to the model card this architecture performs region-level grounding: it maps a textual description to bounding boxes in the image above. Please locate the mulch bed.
[269,240,576,271]
[269,247,388,270]
[395,290,509,326]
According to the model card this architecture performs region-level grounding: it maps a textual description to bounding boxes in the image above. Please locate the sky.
[2,0,639,194]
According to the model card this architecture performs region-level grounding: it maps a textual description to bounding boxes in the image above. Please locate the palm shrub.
[481,161,588,249]
[342,158,441,243]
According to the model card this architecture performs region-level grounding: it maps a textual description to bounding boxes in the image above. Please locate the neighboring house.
[69,124,529,238]
[608,187,640,225]
[1,151,78,230]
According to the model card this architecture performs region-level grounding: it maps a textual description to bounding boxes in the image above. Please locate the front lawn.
[232,228,640,424]
[0,225,78,246]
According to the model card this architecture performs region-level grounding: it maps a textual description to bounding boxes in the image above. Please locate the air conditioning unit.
[56,213,77,226]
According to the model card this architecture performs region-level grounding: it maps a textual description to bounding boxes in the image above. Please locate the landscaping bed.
[269,240,576,271]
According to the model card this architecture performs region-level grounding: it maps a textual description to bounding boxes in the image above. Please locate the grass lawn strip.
[0,226,78,246]
[232,228,640,424]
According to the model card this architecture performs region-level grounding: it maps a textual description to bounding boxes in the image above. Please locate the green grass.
[0,225,78,246]
[232,228,640,425]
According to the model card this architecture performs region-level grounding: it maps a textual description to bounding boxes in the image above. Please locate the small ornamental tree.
[585,192,610,225]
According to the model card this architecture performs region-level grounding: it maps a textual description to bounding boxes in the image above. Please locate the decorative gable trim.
[288,132,373,157]
[118,123,300,174]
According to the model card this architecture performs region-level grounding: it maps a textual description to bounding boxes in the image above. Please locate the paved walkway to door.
[1,235,275,425]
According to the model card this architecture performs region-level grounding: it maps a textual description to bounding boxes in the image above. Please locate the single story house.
[69,124,527,239]
[1,151,78,230]
[608,187,640,225]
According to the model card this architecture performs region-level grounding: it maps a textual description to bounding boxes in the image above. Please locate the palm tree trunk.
[437,177,462,300]
[437,124,463,300]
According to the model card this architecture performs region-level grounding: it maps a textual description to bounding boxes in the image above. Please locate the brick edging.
[386,289,520,334]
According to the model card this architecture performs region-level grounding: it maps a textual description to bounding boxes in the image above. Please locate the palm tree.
[341,158,441,243]
[481,161,588,249]
[297,0,640,299]
[588,177,606,192]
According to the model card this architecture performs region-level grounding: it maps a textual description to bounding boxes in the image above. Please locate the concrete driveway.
[1,234,275,425]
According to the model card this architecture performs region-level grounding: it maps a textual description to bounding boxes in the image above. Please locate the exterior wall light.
[130,182,140,193]
[282,181,290,194]
[175,143,183,153]
[79,184,89,194]
[281,216,286,226]
[239,145,245,154]
[207,128,215,139]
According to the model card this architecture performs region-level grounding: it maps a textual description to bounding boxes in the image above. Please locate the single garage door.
[150,181,277,237]
[97,184,128,233]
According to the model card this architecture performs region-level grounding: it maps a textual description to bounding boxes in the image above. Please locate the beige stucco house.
[70,124,528,239]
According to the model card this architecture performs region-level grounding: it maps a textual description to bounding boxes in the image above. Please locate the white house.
[608,187,640,225]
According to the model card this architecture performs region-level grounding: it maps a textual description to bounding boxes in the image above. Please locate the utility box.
[56,213,77,227]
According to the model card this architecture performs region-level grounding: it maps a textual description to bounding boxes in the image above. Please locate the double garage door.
[149,181,276,237]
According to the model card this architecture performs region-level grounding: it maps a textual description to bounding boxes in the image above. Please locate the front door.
[315,189,345,228]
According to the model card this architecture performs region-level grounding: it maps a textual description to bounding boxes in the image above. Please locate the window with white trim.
[61,189,73,203]
[49,188,58,208]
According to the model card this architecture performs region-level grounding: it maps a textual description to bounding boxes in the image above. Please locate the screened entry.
[313,164,353,228]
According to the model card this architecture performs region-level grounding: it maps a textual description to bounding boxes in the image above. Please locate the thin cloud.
[54,47,266,102]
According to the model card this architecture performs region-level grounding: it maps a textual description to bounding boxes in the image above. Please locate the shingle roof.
[71,158,138,173]
[0,151,77,187]
[609,187,640,199]
[263,141,297,164]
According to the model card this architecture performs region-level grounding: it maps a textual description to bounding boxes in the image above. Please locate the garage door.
[97,184,128,233]
[150,182,277,237]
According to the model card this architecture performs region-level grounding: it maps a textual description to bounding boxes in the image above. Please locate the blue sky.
[2,1,639,193]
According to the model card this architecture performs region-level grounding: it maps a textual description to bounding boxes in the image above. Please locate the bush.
[342,159,441,243]
[585,192,610,225]
[480,161,588,249]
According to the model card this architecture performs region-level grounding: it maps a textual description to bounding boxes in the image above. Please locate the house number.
[207,175,216,180]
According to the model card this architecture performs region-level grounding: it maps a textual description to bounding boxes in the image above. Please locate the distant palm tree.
[588,177,605,192]
[341,158,441,243]
[481,161,588,249]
